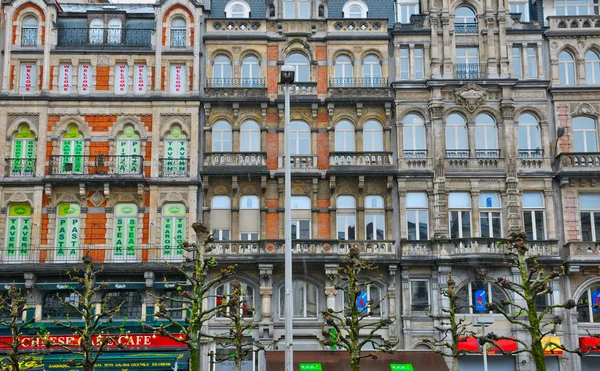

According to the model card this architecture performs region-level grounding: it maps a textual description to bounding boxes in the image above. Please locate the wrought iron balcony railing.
[519,149,544,158]
[453,63,487,79]
[401,238,559,258]
[21,28,38,46]
[47,155,144,176]
[170,29,186,47]
[446,149,469,158]
[455,22,478,34]
[159,158,189,177]
[403,149,428,159]
[476,149,500,158]
[56,28,152,47]
[206,78,265,88]
[328,77,388,88]
[5,158,36,177]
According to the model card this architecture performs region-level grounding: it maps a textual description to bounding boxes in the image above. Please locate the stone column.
[429,16,442,78]
[259,264,273,318]
[325,264,339,310]
[470,187,480,237]
[544,186,557,240]
[536,42,545,79]
[429,101,448,238]
[467,121,476,158]
[442,17,453,78]
[522,46,530,79]
[409,44,416,80]
[501,99,516,159]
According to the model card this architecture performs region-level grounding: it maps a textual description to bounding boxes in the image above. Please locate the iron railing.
[57,28,152,47]
[48,155,144,176]
[159,158,189,177]
[403,149,428,158]
[5,158,35,177]
[455,22,478,33]
[519,149,544,158]
[453,63,487,79]
[328,77,388,88]
[21,28,38,46]
[476,149,501,158]
[206,78,265,88]
[170,29,186,47]
[411,305,430,312]
[446,149,469,158]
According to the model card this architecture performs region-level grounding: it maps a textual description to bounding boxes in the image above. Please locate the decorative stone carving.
[475,267,488,280]
[428,103,444,119]
[89,190,105,208]
[500,102,515,118]
[455,83,488,113]
[575,103,596,116]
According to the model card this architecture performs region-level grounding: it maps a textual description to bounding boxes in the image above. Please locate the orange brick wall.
[84,213,107,244]
[85,115,117,132]
[162,5,194,23]
[563,190,579,242]
[267,46,279,95]
[140,115,152,132]
[49,66,54,90]
[557,105,570,153]
[89,142,110,156]
[316,46,328,94]
[41,214,49,244]
[317,132,329,170]
[266,132,278,170]
[317,199,330,239]
[47,115,60,132]
[142,213,150,244]
[12,26,17,45]
[41,26,45,46]
[266,199,278,238]
[96,66,110,90]
[189,66,194,91]
[10,65,14,90]
[38,66,43,91]
[161,66,166,91]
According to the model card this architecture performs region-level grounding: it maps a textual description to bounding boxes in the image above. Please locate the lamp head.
[557,126,565,138]
[280,65,295,84]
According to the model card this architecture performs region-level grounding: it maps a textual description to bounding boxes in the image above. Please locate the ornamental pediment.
[454,83,488,113]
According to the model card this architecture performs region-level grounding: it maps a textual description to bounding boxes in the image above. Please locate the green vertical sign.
[61,125,83,173]
[118,125,141,174]
[162,203,186,258]
[299,364,322,371]
[56,204,80,259]
[114,203,137,258]
[390,364,414,371]
[5,204,32,259]
[11,125,35,175]
[164,125,187,176]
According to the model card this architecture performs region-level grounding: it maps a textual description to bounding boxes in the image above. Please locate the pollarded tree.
[0,284,36,371]
[320,247,396,371]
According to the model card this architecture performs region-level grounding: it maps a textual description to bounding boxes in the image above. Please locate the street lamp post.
[476,316,495,371]
[280,65,295,371]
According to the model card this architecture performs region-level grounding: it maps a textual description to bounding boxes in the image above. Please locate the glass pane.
[369,286,381,316]
[449,193,471,208]
[407,210,417,240]
[461,211,471,237]
[471,281,488,313]
[595,212,600,242]
[418,210,428,240]
[411,281,429,311]
[407,192,428,207]
[587,132,599,152]
[580,194,600,210]
[293,282,304,316]
[581,212,593,241]
[306,284,318,316]
[449,211,459,239]
[524,211,534,240]
[534,210,545,240]
[492,212,501,237]
[574,131,585,151]
[300,220,310,239]
[480,212,490,238]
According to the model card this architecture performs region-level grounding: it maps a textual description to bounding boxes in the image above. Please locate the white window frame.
[459,281,507,314]
[365,195,385,240]
[212,121,233,152]
[211,195,231,241]
[343,284,383,317]
[403,114,426,154]
[363,120,383,151]
[448,192,471,239]
[343,0,368,18]
[279,281,319,318]
[335,121,355,152]
[556,0,598,15]
[522,192,546,241]
[291,196,311,239]
[513,46,523,78]
[445,114,468,153]
[578,285,600,323]
[19,62,37,94]
[509,0,530,21]
[527,46,538,78]
[284,0,310,19]
[285,53,310,82]
[225,0,251,18]
[241,55,260,86]
[517,114,542,155]
[89,18,104,45]
[362,54,381,82]
[21,16,38,47]
[334,55,353,80]
[239,195,260,241]
[240,120,260,152]
[573,117,599,152]
[406,192,429,240]
[559,51,576,85]
[479,192,502,238]
[107,18,122,45]
[336,195,356,241]
[289,121,310,155]
[399,47,409,79]
[580,194,600,242]
[586,50,600,84]
[474,114,498,156]
[397,0,419,23]
[415,47,424,79]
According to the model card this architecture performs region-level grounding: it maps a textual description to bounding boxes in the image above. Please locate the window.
[212,347,255,371]
[576,283,600,323]
[363,54,382,86]
[509,0,530,21]
[241,56,260,87]
[170,18,186,47]
[415,48,424,79]
[240,195,260,240]
[403,114,426,158]
[225,1,251,18]
[279,281,318,318]
[513,46,522,78]
[407,192,428,240]
[285,53,310,82]
[518,114,542,158]
[19,62,37,93]
[455,7,477,33]
[527,47,538,78]
[160,291,185,320]
[291,196,311,239]
[56,204,81,261]
[343,1,368,18]
[107,19,122,44]
[318,5,325,17]
[457,281,509,314]
[334,55,353,85]
[59,124,84,174]
[43,291,80,320]
[213,121,233,152]
[116,125,141,174]
[344,284,382,316]
[289,121,310,154]
[523,192,546,241]
[410,281,430,311]
[59,64,72,94]
[399,48,409,79]
[134,64,147,94]
[455,48,480,78]
[10,125,36,177]
[241,121,260,152]
[335,121,355,152]
[556,0,598,15]
[162,203,186,259]
[284,0,310,19]
[580,194,600,242]
[115,63,129,95]
[113,203,137,259]
[586,50,600,84]
[170,64,186,94]
[213,55,232,86]
[559,51,576,85]
[211,196,231,241]
[79,64,91,94]
[397,0,419,23]
[215,281,254,317]
[89,19,103,45]
[163,125,188,177]
[479,193,502,238]
[21,16,38,46]
[475,114,498,158]
[363,121,383,151]
[365,195,384,240]
[449,192,471,239]
[573,117,598,152]
[445,114,468,157]
[104,291,142,319]
[4,204,32,260]
[337,196,356,241]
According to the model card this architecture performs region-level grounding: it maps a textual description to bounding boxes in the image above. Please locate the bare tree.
[320,247,396,371]
[0,285,35,371]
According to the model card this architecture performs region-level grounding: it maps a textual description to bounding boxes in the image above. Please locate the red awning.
[489,339,518,354]
[458,336,479,352]
[580,337,600,353]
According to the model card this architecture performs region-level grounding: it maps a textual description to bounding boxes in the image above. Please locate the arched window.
[212,121,232,152]
[455,7,477,33]
[397,0,419,23]
[517,114,542,158]
[5,204,32,261]
[479,192,502,238]
[403,114,426,158]
[59,124,84,175]
[215,281,255,317]
[43,291,80,320]
[343,1,368,18]
[363,120,383,152]
[586,50,600,84]
[334,55,353,86]
[225,1,251,18]
[456,281,509,314]
[241,56,260,87]
[559,51,576,84]
[10,124,36,176]
[577,283,600,323]
[556,0,598,15]
[362,54,382,86]
[240,195,260,240]
[104,291,142,319]
[344,284,382,316]
[268,5,275,17]
[337,195,356,241]
[211,196,231,241]
[284,0,310,19]
[21,16,38,46]
[445,114,468,157]
[116,125,141,174]
[474,114,498,158]
[279,281,318,318]
[162,125,188,177]
[240,120,260,152]
[318,4,326,17]
[107,19,122,44]
[289,121,310,154]
[55,204,81,262]
[291,196,311,239]
[573,117,598,152]
[113,203,138,259]
[89,19,104,45]
[213,55,232,86]
[335,121,355,152]
[162,203,186,260]
[448,192,471,239]
[285,53,310,82]
[365,195,384,240]
[170,17,186,47]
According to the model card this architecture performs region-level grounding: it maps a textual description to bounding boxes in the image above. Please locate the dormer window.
[284,0,310,19]
[21,16,38,46]
[107,18,122,44]
[225,1,251,18]
[343,1,368,18]
[89,19,104,45]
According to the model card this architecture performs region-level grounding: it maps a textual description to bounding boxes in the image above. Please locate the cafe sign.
[0,334,186,350]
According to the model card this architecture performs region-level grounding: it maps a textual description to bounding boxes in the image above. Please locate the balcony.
[5,158,35,177]
[519,149,548,169]
[559,152,600,168]
[329,152,393,167]
[47,155,144,177]
[476,149,500,158]
[455,23,478,34]
[548,15,600,31]
[328,78,391,98]
[278,82,317,95]
[204,78,267,99]
[452,63,487,79]
[206,19,266,33]
[402,238,559,259]
[159,158,189,177]
[327,20,388,33]
[204,152,266,167]
[565,242,600,262]
[277,155,317,170]
[56,28,152,48]
[446,150,505,170]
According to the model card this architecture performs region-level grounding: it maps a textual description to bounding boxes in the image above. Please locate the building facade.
[1,0,600,370]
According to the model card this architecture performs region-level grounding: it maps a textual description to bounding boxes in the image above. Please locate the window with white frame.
[334,55,353,85]
[335,120,355,152]
[59,64,72,94]
[586,50,600,84]
[213,55,232,87]
[410,280,430,311]
[479,192,502,238]
[170,64,186,94]
[556,0,598,15]
[107,18,122,44]
[415,47,424,79]
[337,195,356,241]
[573,117,598,152]
[289,121,310,154]
[79,64,92,94]
[225,0,251,18]
[241,55,260,87]
[161,203,186,259]
[279,281,318,318]
[21,16,38,46]
[455,47,480,78]
[509,0,530,21]
[474,114,498,158]
[211,196,231,241]
[576,283,600,323]
[291,196,311,239]
[115,63,129,95]
[343,1,368,18]
[240,195,260,240]
[403,114,426,158]
[580,194,600,242]
[527,46,538,78]
[399,47,409,79]
[407,192,428,240]
[215,281,254,317]
[343,284,382,316]
[284,0,310,19]
[240,120,260,152]
[365,195,385,240]
[449,192,471,239]
[362,54,381,86]
[518,114,542,157]
[89,19,103,45]
[397,0,419,23]
[20,62,37,94]
[523,192,546,241]
[457,281,509,314]
[445,114,468,157]
[212,121,232,152]
[559,51,576,85]
[455,7,477,33]
[285,53,310,82]
[513,46,523,78]
[363,120,383,151]
[170,17,186,47]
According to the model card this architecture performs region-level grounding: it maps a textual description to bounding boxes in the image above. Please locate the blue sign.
[356,291,369,312]
[592,291,600,312]
[486,197,492,207]
[475,290,487,311]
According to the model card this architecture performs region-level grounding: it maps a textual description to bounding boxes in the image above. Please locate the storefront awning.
[488,339,518,354]
[580,336,600,353]
[42,352,188,371]
[457,337,479,352]
[541,336,563,355]
[0,283,26,290]
[36,283,82,291]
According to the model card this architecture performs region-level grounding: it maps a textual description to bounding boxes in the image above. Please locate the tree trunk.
[189,343,200,371]
[452,356,460,371]
[531,342,546,371]
[235,356,242,371]
[350,352,360,371]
